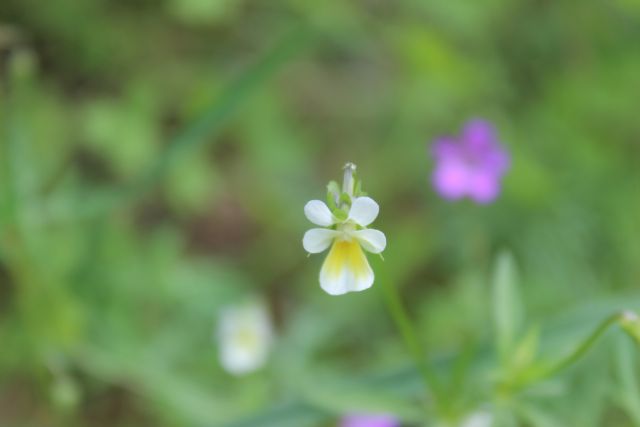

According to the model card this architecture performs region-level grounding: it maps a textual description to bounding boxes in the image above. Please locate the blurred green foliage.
[1,0,640,426]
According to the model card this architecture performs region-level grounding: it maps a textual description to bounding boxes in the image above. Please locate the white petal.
[304,200,335,226]
[348,196,379,227]
[303,228,338,253]
[319,240,374,295]
[352,229,386,253]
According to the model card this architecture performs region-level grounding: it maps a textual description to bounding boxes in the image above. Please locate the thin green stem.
[539,313,619,379]
[513,311,640,389]
[30,26,313,226]
[378,278,443,404]
[136,26,311,195]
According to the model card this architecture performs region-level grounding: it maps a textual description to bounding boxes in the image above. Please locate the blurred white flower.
[216,301,273,375]
[460,411,493,427]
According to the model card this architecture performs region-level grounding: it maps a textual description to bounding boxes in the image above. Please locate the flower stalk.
[508,310,640,391]
[379,278,443,404]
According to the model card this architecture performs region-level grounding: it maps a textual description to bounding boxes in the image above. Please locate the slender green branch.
[378,279,442,403]
[136,25,312,195]
[537,313,619,380]
[513,310,640,389]
[33,26,313,226]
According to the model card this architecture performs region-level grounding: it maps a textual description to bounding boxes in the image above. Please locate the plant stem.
[515,311,640,389]
[378,278,443,404]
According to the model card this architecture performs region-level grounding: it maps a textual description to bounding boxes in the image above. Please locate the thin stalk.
[514,311,640,389]
[342,162,441,403]
[378,278,443,404]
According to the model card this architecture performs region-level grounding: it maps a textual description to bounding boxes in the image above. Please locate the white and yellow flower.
[216,301,273,375]
[303,163,386,295]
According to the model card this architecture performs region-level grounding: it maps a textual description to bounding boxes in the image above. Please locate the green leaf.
[493,404,519,427]
[354,179,363,196]
[300,376,424,423]
[514,401,564,427]
[511,324,540,371]
[221,402,327,427]
[326,180,340,210]
[491,250,524,365]
[614,334,640,424]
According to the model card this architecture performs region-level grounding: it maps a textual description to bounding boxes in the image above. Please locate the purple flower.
[340,413,400,427]
[431,119,510,204]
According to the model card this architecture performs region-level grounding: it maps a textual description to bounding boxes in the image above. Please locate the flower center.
[234,326,259,350]
[461,149,484,168]
[336,222,357,241]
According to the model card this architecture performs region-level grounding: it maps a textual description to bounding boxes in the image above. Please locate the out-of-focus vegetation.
[1,0,640,426]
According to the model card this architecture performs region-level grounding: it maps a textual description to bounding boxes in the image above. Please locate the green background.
[1,0,640,425]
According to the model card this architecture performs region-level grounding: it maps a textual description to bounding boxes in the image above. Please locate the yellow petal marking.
[323,240,370,279]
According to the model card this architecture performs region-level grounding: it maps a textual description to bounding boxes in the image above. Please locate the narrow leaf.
[492,250,524,364]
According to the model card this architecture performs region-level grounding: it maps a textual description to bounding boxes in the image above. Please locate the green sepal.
[339,192,352,206]
[327,194,337,210]
[327,196,336,211]
[326,181,340,210]
[354,179,363,197]
[332,208,348,222]
[327,180,340,197]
